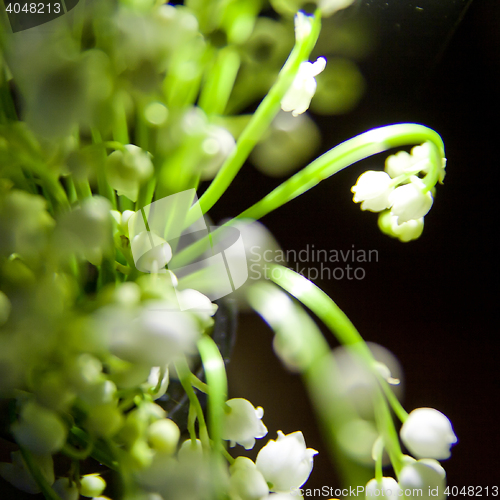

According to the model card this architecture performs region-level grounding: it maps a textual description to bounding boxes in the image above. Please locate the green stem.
[236,124,445,222]
[91,129,117,209]
[174,357,210,449]
[197,335,228,456]
[195,10,322,216]
[199,45,241,116]
[172,123,445,269]
[267,265,405,473]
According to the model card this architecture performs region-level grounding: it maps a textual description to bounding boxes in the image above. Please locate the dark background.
[220,0,500,494]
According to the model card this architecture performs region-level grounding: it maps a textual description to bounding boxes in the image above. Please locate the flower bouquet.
[0,0,458,499]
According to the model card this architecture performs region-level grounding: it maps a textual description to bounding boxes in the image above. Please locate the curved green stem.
[267,265,405,473]
[174,357,210,449]
[197,335,228,456]
[195,10,322,216]
[236,124,445,222]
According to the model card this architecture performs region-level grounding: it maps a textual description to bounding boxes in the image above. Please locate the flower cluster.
[351,143,446,242]
[365,408,457,500]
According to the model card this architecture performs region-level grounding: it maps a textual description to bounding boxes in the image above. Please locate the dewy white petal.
[366,477,402,500]
[281,58,326,117]
[351,170,394,212]
[400,408,457,460]
[221,398,268,450]
[256,431,318,492]
[399,459,447,500]
[389,176,433,224]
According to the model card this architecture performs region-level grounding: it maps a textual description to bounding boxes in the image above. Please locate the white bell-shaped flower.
[378,211,424,242]
[230,457,269,500]
[281,58,326,117]
[389,176,433,224]
[221,398,268,450]
[365,477,402,500]
[351,171,394,212]
[400,408,457,460]
[255,431,318,492]
[399,457,446,500]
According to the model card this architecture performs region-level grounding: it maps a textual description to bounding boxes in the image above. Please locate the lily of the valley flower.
[221,398,268,450]
[398,457,446,500]
[378,211,424,243]
[365,477,402,500]
[230,457,269,500]
[281,58,326,117]
[255,431,318,492]
[351,171,394,212]
[389,176,433,224]
[400,408,457,460]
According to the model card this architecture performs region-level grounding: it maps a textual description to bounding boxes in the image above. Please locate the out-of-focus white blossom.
[148,418,180,454]
[281,58,326,117]
[105,144,154,202]
[400,408,457,460]
[52,477,79,500]
[221,398,268,449]
[389,176,433,224]
[318,0,356,17]
[11,400,67,455]
[230,457,269,500]
[365,477,402,500]
[256,431,317,492]
[80,474,107,498]
[351,171,394,212]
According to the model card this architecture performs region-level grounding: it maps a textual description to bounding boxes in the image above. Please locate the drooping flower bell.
[351,171,394,212]
[255,431,318,492]
[389,176,433,224]
[398,457,447,500]
[400,408,457,460]
[281,58,326,117]
[365,477,402,500]
[221,398,268,450]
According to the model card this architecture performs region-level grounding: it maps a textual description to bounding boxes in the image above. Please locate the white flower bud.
[400,408,457,460]
[230,457,269,500]
[53,477,79,500]
[281,58,326,117]
[351,171,394,212]
[399,457,446,500]
[256,431,318,492]
[221,398,268,450]
[365,477,402,499]
[148,418,180,454]
[80,473,107,497]
[389,176,433,224]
